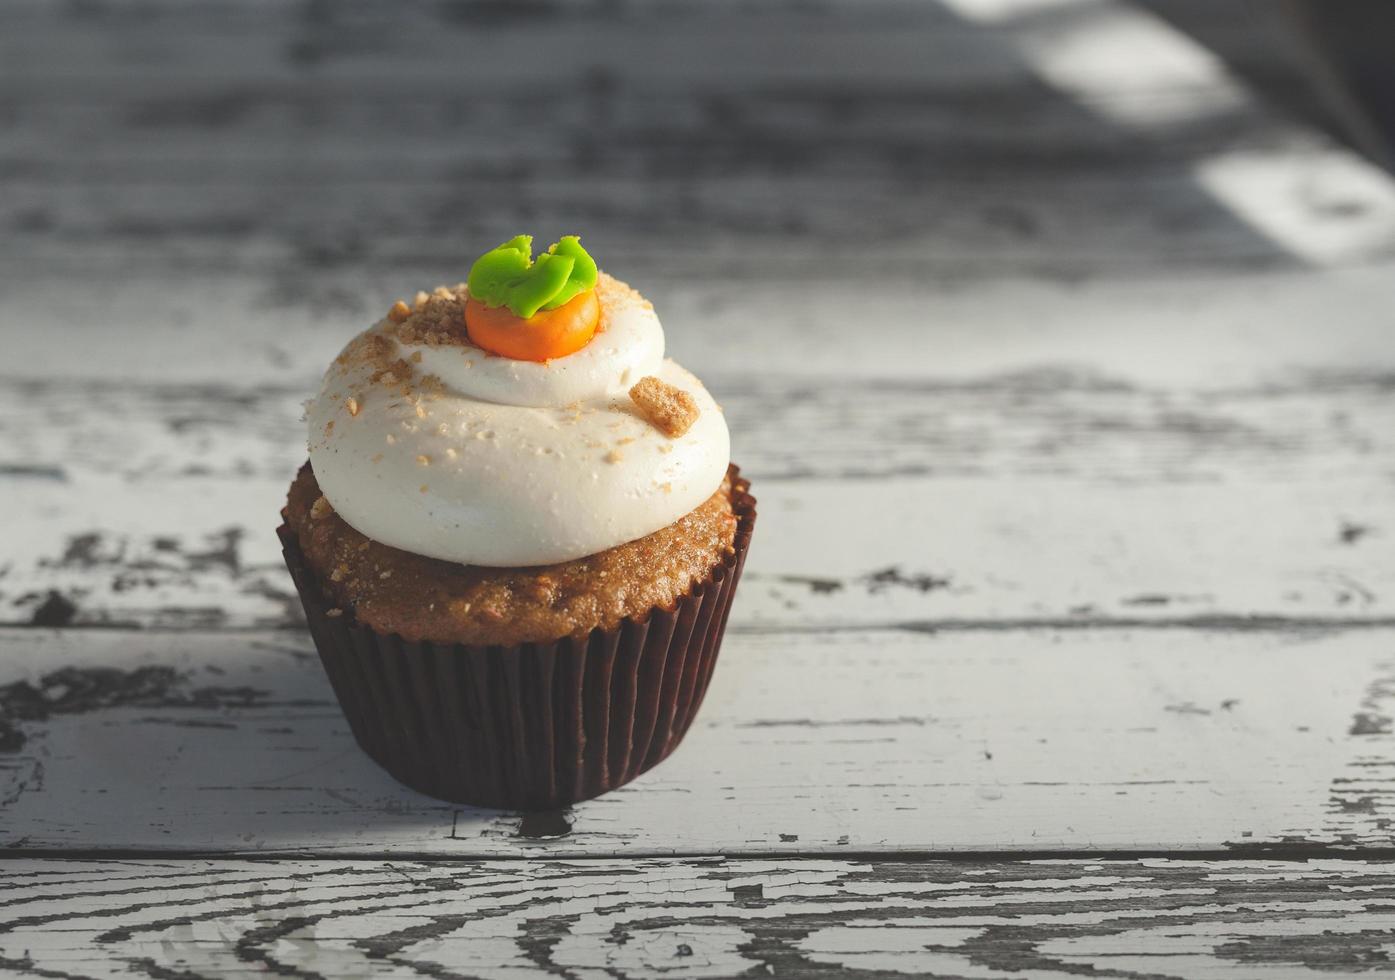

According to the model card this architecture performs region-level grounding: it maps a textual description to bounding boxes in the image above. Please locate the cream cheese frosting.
[306,275,731,567]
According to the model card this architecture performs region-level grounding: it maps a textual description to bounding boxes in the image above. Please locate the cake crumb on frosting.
[388,300,411,323]
[629,376,700,437]
[391,287,469,347]
[370,358,413,386]
[310,495,334,520]
[604,449,624,463]
[338,332,394,369]
[345,397,360,417]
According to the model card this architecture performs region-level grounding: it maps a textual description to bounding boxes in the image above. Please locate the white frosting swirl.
[306,279,731,567]
[412,300,665,408]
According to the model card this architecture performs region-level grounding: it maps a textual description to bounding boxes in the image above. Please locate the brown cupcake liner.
[278,468,755,810]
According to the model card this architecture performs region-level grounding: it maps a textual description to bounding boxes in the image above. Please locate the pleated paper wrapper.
[279,470,755,810]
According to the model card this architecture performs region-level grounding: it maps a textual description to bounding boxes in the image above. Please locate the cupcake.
[279,235,755,809]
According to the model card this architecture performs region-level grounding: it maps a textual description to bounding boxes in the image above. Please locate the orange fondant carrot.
[465,288,600,362]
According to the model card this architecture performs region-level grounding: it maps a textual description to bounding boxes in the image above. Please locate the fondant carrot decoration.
[465,236,600,361]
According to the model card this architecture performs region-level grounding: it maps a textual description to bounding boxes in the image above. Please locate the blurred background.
[6,0,1395,384]
[4,0,1395,628]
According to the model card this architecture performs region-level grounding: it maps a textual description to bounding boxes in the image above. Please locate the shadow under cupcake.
[278,235,755,810]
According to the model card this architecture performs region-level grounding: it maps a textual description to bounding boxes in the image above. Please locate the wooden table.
[5,1,1395,975]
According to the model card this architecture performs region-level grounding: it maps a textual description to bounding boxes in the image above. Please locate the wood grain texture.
[2,625,1394,856]
[3,857,1395,978]
[7,3,1395,974]
[4,368,1392,630]
[4,2,1395,970]
[4,1,1395,952]
[7,368,1395,486]
[3,1,1395,635]
[8,266,1395,389]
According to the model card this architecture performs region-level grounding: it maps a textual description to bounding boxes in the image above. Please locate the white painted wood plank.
[6,0,1393,280]
[4,468,1392,631]
[3,365,1392,629]
[7,266,1395,392]
[6,0,1395,400]
[2,0,1394,914]
[6,368,1395,486]
[0,625,1391,855]
[6,0,1394,387]
[1,857,1393,979]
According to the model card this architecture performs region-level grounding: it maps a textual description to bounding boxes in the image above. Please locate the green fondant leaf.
[466,235,598,318]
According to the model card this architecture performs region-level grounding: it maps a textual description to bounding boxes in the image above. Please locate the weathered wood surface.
[3,858,1395,979]
[8,0,1395,287]
[6,0,1395,972]
[9,266,1395,388]
[6,0,1395,388]
[5,4,1395,962]
[2,624,1394,856]
[4,368,1394,630]
[5,1,1395,635]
